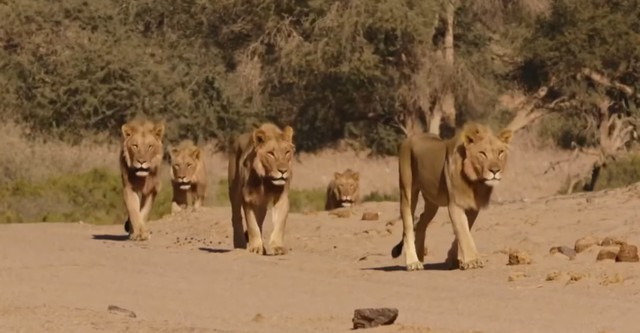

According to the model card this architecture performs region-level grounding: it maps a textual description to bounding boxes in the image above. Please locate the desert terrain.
[1,176,639,333]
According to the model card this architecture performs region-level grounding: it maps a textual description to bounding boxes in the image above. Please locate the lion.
[390,122,513,271]
[120,117,165,241]
[228,123,295,255]
[325,169,360,210]
[169,140,207,213]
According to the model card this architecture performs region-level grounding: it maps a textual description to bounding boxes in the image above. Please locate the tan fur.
[228,123,295,255]
[391,122,513,271]
[325,169,360,210]
[169,140,207,213]
[120,117,165,241]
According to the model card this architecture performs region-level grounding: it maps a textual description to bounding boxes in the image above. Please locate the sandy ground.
[2,183,640,333]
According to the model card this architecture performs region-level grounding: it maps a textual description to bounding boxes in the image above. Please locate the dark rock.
[616,244,639,263]
[108,305,137,318]
[352,308,398,329]
[361,212,380,221]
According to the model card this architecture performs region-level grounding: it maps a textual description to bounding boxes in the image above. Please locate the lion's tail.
[391,238,403,258]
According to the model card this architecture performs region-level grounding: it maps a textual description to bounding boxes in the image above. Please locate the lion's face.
[170,141,201,190]
[252,126,295,186]
[332,169,360,207]
[461,124,513,187]
[121,119,165,178]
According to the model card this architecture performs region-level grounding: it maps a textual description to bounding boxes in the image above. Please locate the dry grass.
[0,123,118,184]
[0,122,615,224]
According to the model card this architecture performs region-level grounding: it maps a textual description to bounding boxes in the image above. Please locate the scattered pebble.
[508,249,532,265]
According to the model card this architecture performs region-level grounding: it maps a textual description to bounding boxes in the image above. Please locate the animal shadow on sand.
[363,262,452,272]
[198,247,232,254]
[92,234,130,241]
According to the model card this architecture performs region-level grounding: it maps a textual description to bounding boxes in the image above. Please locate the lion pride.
[325,169,360,210]
[228,123,295,255]
[120,117,165,241]
[391,122,513,271]
[169,140,207,213]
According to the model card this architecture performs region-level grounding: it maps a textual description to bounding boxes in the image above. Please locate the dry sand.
[2,183,640,333]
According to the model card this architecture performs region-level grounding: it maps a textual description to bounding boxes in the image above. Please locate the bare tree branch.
[581,68,635,96]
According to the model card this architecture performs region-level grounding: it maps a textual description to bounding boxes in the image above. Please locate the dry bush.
[0,123,118,184]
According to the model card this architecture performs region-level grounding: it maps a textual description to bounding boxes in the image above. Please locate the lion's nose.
[278,168,288,175]
[489,166,500,174]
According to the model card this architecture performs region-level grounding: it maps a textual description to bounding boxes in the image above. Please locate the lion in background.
[228,123,295,255]
[169,140,207,213]
[120,117,165,241]
[391,122,513,271]
[325,169,360,210]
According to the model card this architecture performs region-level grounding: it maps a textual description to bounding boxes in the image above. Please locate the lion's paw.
[406,261,424,271]
[459,258,484,270]
[248,244,265,255]
[271,246,288,256]
[129,232,151,241]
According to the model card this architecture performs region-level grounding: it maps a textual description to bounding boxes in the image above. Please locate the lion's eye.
[132,144,138,150]
[479,151,487,158]
[498,150,505,158]
[187,163,193,168]
[268,151,276,158]
[147,145,153,151]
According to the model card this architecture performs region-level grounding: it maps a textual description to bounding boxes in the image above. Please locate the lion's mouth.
[178,182,192,190]
[133,167,151,177]
[270,177,287,186]
[483,178,500,187]
[339,198,354,207]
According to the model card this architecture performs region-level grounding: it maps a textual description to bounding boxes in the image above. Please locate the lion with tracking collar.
[120,117,165,241]
[169,140,207,213]
[391,122,513,270]
[228,123,295,255]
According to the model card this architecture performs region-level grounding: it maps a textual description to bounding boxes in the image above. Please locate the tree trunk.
[428,104,443,135]
[440,0,456,132]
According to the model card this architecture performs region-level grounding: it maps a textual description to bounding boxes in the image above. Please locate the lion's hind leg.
[400,185,422,271]
[415,201,438,263]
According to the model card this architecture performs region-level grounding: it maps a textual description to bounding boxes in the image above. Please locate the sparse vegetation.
[1,0,640,224]
[363,191,400,203]
[564,155,640,194]
[0,168,171,224]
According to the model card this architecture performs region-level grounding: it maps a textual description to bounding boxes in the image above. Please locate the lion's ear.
[282,126,294,143]
[350,171,360,182]
[169,146,179,159]
[334,172,342,180]
[191,147,201,160]
[253,128,267,145]
[498,129,513,144]
[462,123,482,147]
[153,121,165,139]
[121,123,134,139]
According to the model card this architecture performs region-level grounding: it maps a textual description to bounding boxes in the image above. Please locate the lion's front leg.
[447,206,482,270]
[138,191,156,241]
[269,194,289,255]
[243,204,265,255]
[171,184,187,214]
[123,186,146,241]
[192,184,206,211]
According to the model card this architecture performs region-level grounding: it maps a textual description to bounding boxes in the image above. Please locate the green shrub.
[562,155,640,194]
[362,190,399,202]
[0,168,171,224]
